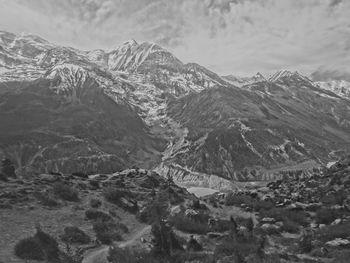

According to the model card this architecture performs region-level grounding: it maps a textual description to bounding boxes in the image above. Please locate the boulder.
[37,173,59,182]
[325,238,350,248]
[331,218,342,225]
[261,223,280,232]
[170,205,182,216]
[261,217,276,224]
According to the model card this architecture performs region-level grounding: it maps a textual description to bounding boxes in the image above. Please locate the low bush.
[314,208,343,225]
[281,219,299,233]
[35,192,59,207]
[225,193,254,206]
[260,208,308,228]
[93,220,127,244]
[320,191,346,206]
[0,173,8,182]
[103,187,129,204]
[89,180,100,189]
[53,182,79,202]
[90,198,102,208]
[169,213,209,234]
[34,228,60,261]
[85,209,113,222]
[14,237,45,261]
[211,219,236,233]
[299,233,313,253]
[108,247,162,263]
[14,228,62,262]
[214,236,258,260]
[316,221,350,242]
[330,251,350,263]
[61,226,91,244]
[253,200,275,211]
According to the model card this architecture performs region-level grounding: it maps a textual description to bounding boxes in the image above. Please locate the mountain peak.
[122,39,138,47]
[253,72,266,81]
[269,69,294,82]
[269,69,311,83]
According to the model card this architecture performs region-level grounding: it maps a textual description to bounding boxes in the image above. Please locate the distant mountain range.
[1,30,350,185]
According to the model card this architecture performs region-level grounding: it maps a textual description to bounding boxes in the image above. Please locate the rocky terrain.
[1,31,350,185]
[0,166,195,262]
[1,151,350,263]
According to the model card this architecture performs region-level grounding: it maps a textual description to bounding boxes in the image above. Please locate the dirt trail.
[82,225,152,263]
[118,225,152,248]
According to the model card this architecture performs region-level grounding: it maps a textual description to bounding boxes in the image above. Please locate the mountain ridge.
[1,30,350,185]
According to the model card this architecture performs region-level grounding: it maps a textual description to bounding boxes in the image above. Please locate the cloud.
[0,0,349,76]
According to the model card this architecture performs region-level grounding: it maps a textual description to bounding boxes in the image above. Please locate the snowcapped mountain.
[268,70,312,84]
[222,72,266,87]
[1,30,350,186]
[315,80,350,100]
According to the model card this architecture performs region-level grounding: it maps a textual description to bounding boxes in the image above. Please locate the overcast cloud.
[0,0,349,76]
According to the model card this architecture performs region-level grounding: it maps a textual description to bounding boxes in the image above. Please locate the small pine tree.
[149,190,181,257]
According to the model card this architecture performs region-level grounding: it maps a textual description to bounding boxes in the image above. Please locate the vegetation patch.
[316,221,350,242]
[85,209,113,222]
[93,220,128,244]
[61,226,91,244]
[14,236,45,261]
[53,182,79,202]
[90,198,102,208]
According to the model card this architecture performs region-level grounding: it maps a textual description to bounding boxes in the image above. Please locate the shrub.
[260,208,308,228]
[252,200,274,211]
[151,222,183,256]
[34,228,60,261]
[1,158,16,178]
[85,209,113,222]
[214,236,258,260]
[299,233,313,253]
[93,220,125,244]
[170,213,209,234]
[103,187,128,204]
[281,219,299,233]
[315,208,342,225]
[53,182,79,201]
[316,221,350,242]
[14,237,45,261]
[89,180,100,189]
[90,198,102,208]
[331,251,350,263]
[14,228,60,262]
[0,173,8,182]
[61,226,91,244]
[211,219,236,233]
[35,192,60,207]
[108,247,162,263]
[320,191,346,206]
[225,193,254,207]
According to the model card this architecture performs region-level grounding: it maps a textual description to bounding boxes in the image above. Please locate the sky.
[0,0,349,77]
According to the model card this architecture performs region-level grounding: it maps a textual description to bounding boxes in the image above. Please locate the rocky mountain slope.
[1,30,350,183]
[163,70,350,182]
[314,80,350,100]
